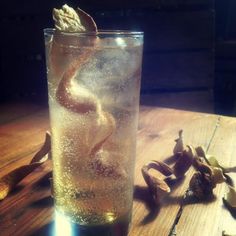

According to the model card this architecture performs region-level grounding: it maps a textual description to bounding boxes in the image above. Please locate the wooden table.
[0,103,236,236]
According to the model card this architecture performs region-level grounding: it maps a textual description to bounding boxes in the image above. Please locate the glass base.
[53,210,130,236]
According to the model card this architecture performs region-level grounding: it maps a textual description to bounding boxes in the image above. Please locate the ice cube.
[76,48,140,91]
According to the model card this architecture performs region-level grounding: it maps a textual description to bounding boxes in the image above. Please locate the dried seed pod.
[142,161,171,204]
[189,171,216,199]
[173,148,193,178]
[211,167,226,185]
[196,147,236,174]
[30,131,51,164]
[190,156,226,199]
[148,160,173,176]
[173,129,184,155]
[0,132,51,200]
[222,230,236,236]
[0,163,42,200]
[192,157,213,175]
[223,185,236,210]
[205,155,236,173]
[195,146,207,159]
[186,145,199,159]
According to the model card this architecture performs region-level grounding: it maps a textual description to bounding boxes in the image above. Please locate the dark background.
[0,0,236,115]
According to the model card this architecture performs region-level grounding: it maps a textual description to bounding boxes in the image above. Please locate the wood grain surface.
[0,104,236,236]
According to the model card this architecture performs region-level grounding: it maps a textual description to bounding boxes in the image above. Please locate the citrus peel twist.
[52,5,121,178]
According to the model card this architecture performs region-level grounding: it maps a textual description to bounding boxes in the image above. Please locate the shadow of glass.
[29,222,53,236]
[30,195,53,208]
[29,218,129,236]
[32,171,52,188]
[10,184,25,195]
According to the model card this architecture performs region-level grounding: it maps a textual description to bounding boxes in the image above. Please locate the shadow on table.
[29,222,53,236]
[133,185,160,225]
[32,171,52,189]
[30,195,53,208]
[29,219,129,236]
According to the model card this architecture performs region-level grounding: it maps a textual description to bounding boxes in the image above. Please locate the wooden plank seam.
[168,116,221,236]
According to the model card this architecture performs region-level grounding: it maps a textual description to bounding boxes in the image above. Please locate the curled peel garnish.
[55,52,99,114]
[0,132,51,200]
[52,5,123,178]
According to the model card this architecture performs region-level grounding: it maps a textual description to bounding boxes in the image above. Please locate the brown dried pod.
[190,156,226,199]
[189,171,216,199]
[211,167,226,185]
[192,157,213,176]
[142,161,172,204]
[173,129,184,155]
[30,131,51,164]
[0,163,42,200]
[0,132,51,200]
[195,146,207,159]
[148,160,173,176]
[223,185,236,210]
[173,148,193,178]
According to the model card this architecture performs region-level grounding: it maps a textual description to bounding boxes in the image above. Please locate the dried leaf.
[173,129,184,155]
[0,132,51,200]
[76,7,97,32]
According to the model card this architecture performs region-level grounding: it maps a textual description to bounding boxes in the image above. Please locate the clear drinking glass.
[44,29,143,235]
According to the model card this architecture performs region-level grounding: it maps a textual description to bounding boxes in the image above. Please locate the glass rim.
[44,28,144,36]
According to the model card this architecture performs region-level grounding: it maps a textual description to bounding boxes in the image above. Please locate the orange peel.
[0,132,51,200]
